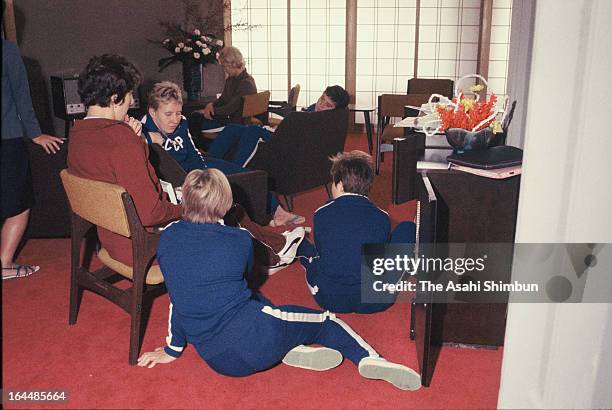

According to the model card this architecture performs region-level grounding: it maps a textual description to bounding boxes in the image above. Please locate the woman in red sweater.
[67,54,298,270]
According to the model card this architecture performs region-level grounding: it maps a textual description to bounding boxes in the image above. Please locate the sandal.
[2,264,40,280]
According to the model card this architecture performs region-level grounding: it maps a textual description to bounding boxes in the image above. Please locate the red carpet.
[2,133,502,409]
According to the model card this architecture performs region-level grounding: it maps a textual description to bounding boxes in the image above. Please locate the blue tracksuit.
[142,115,279,213]
[141,115,248,175]
[158,220,380,377]
[298,194,416,314]
[207,103,316,166]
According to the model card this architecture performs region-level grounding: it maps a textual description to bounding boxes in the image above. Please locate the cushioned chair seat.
[97,248,164,285]
[268,116,282,127]
[381,124,405,143]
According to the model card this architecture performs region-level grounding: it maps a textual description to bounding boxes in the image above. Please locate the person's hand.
[137,347,177,368]
[199,102,215,120]
[124,115,143,136]
[32,134,64,154]
[148,132,164,146]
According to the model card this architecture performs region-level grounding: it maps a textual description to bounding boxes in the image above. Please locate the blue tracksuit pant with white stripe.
[298,194,416,314]
[158,220,379,377]
[141,115,279,214]
[207,124,273,167]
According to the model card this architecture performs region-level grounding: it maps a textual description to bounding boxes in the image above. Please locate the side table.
[348,104,375,154]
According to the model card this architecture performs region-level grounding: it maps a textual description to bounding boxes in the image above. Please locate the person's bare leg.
[1,209,31,275]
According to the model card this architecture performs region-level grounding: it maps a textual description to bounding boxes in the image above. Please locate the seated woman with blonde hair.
[198,46,256,131]
[138,168,421,391]
[142,80,305,226]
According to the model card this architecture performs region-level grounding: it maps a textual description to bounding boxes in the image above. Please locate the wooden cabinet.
[412,170,521,386]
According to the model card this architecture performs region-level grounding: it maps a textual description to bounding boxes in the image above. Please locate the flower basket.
[414,74,510,153]
[445,127,494,153]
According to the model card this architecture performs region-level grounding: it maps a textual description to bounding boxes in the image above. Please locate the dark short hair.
[324,85,349,109]
[78,54,142,108]
[330,150,374,196]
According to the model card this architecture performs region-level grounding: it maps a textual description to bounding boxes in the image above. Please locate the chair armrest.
[227,170,270,225]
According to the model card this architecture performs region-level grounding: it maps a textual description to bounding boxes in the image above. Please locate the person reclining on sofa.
[141,81,305,227]
[68,54,302,272]
[206,85,350,168]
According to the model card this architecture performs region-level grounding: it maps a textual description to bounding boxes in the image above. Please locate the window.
[231,0,289,101]
[488,0,512,94]
[355,0,417,121]
[291,0,346,108]
[231,0,512,117]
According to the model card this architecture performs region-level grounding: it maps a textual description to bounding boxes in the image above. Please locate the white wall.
[498,1,612,408]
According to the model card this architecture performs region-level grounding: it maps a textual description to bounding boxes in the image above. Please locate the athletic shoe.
[358,357,421,391]
[282,345,343,371]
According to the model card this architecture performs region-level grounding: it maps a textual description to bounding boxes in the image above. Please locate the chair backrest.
[242,91,271,118]
[378,94,429,118]
[287,84,301,108]
[60,170,132,238]
[407,78,454,99]
[148,144,188,188]
[249,108,349,195]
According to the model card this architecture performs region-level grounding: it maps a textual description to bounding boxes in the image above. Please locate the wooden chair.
[242,90,271,125]
[376,94,432,174]
[376,79,454,174]
[60,170,166,365]
[201,91,271,140]
[268,84,301,127]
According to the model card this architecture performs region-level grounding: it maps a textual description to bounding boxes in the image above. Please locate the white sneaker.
[282,345,343,371]
[267,227,307,275]
[358,357,421,391]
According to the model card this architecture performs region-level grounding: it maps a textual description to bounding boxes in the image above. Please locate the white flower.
[177,42,185,48]
[195,40,203,47]
[215,39,223,46]
[202,47,211,55]
[175,47,181,53]
[204,36,211,42]
[184,46,192,52]
[194,29,201,35]
[193,52,201,59]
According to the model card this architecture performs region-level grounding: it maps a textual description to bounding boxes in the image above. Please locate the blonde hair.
[219,46,245,70]
[147,81,182,110]
[181,169,233,224]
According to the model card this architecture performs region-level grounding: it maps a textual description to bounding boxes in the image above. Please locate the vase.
[182,59,203,101]
[445,127,497,153]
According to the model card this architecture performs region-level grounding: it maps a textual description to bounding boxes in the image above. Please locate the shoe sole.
[359,360,421,391]
[267,264,290,275]
[282,346,343,371]
[2,265,39,280]
[277,228,306,263]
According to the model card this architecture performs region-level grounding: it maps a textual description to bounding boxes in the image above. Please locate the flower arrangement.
[156,28,224,72]
[153,0,225,72]
[436,85,503,134]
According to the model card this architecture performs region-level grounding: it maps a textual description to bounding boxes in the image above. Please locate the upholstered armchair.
[247,108,349,211]
[148,144,271,225]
